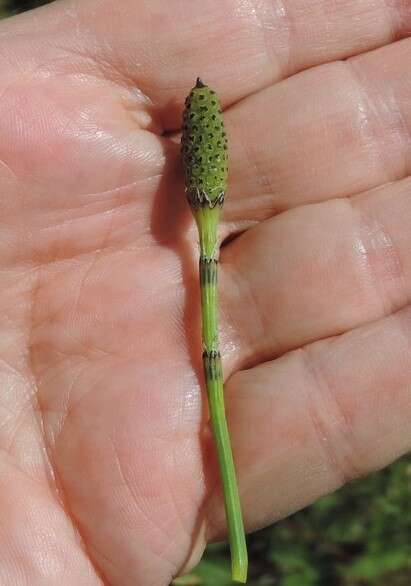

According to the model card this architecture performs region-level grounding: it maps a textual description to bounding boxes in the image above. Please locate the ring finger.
[220,176,411,372]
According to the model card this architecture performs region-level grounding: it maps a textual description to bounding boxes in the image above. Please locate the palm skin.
[0,1,410,585]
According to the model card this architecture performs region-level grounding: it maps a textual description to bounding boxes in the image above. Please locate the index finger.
[8,0,411,129]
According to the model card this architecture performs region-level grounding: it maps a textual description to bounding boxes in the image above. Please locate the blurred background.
[0,0,48,18]
[0,1,410,585]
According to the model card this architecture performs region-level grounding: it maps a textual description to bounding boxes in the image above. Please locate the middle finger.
[224,38,411,223]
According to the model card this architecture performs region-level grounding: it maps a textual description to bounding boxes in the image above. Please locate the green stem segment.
[181,78,248,583]
[197,207,248,584]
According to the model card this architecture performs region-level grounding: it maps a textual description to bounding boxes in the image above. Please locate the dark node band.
[200,257,218,286]
[203,349,222,381]
[186,187,225,210]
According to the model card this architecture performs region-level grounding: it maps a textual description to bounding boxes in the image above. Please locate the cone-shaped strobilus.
[181,78,248,583]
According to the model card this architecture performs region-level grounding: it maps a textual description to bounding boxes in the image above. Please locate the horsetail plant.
[181,78,248,583]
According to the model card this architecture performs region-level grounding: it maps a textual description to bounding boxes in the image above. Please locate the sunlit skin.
[0,1,411,585]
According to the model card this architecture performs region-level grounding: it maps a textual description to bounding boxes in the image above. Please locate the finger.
[224,37,411,223]
[220,176,411,372]
[207,302,411,537]
[7,0,411,129]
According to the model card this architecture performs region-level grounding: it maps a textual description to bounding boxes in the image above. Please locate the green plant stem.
[193,204,248,583]
[181,78,248,582]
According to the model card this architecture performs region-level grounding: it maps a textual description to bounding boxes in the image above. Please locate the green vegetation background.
[177,458,410,586]
[1,2,410,585]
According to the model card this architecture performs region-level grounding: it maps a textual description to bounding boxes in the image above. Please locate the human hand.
[0,1,410,584]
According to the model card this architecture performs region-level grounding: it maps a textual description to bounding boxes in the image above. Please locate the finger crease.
[348,195,408,316]
[299,344,363,486]
[346,57,410,184]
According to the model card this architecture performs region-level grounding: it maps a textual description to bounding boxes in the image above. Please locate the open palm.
[0,1,410,584]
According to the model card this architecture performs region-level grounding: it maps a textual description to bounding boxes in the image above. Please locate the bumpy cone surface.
[181,78,228,207]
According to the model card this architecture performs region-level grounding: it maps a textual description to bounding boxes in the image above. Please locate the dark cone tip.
[196,77,205,88]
